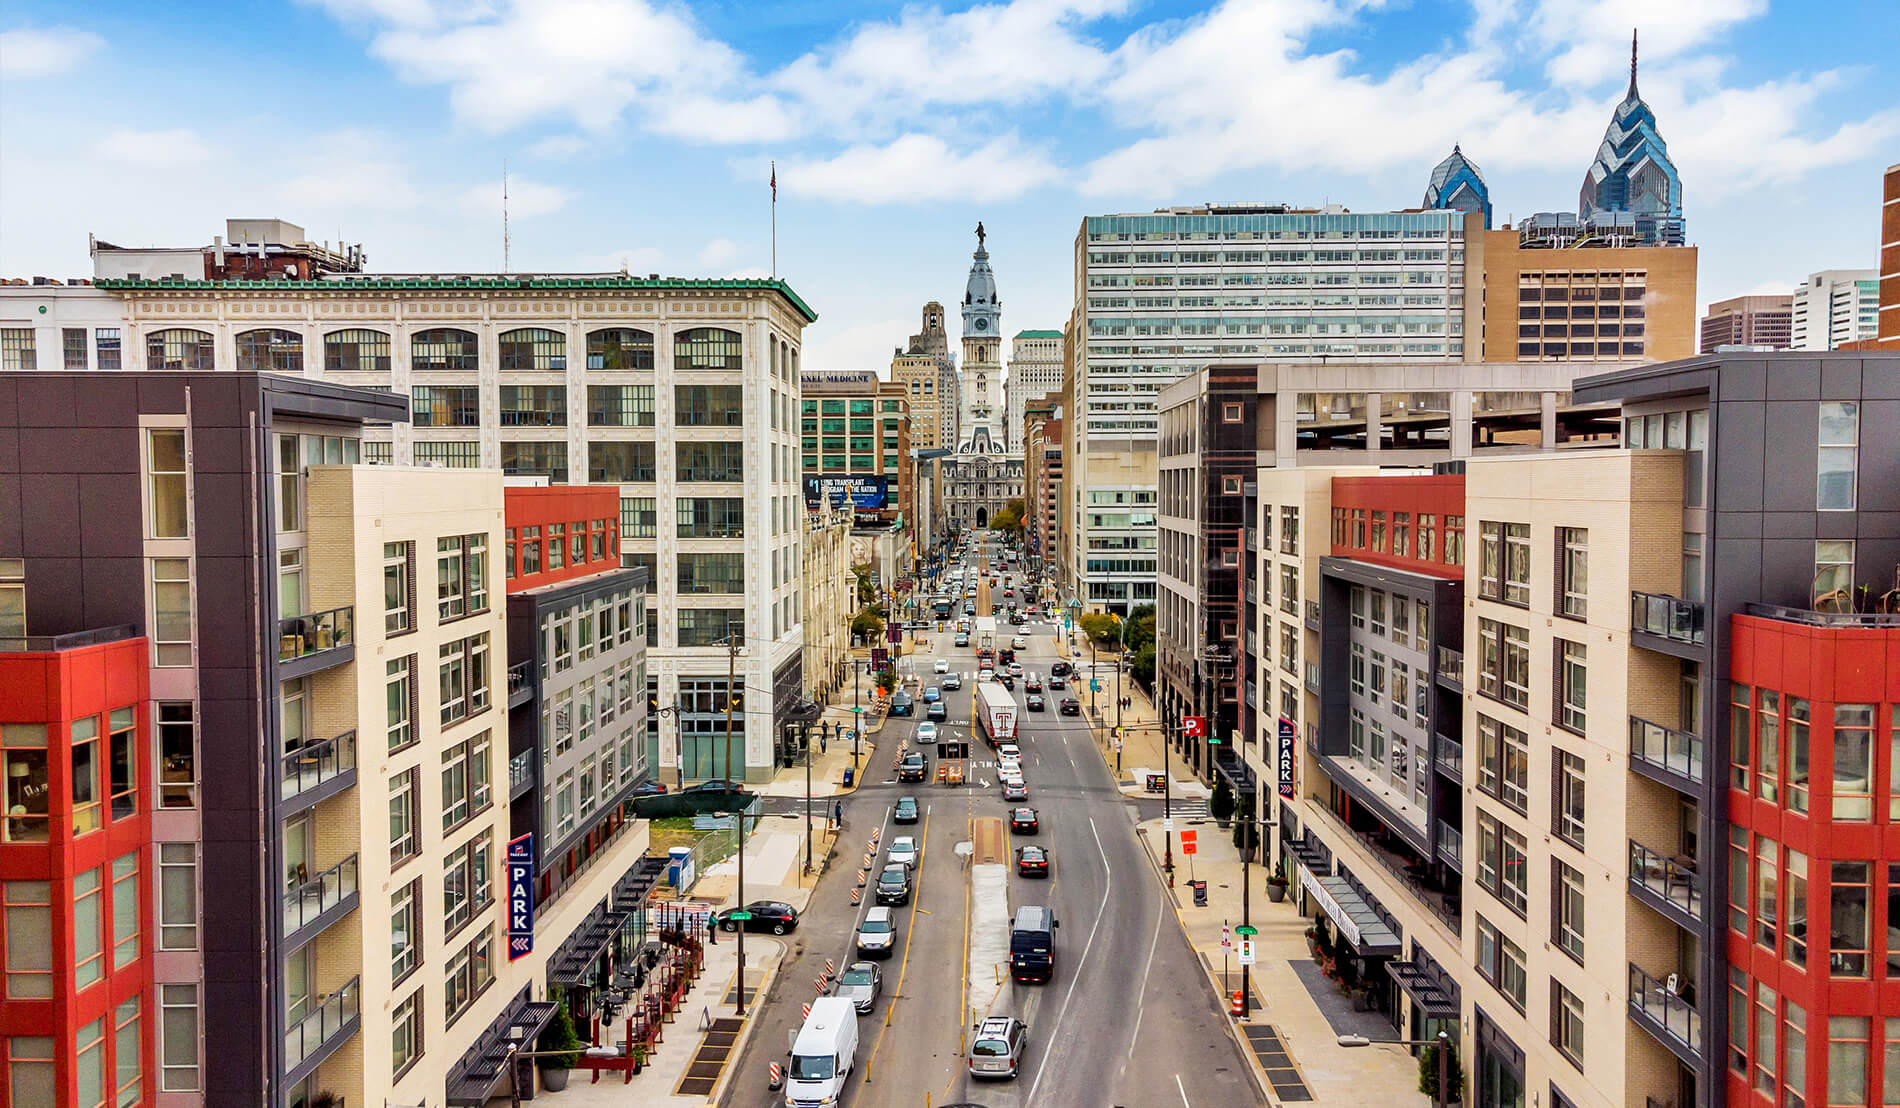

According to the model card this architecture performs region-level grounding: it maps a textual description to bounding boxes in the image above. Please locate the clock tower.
[959,222,1003,446]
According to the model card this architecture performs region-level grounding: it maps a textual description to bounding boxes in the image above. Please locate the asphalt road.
[726,540,1262,1108]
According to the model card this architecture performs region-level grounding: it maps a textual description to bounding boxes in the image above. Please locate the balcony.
[281,730,357,817]
[283,975,361,1084]
[0,624,138,652]
[1629,715,1704,792]
[1630,591,1705,650]
[1627,963,1702,1067]
[1434,645,1463,691]
[1304,662,1321,694]
[1629,840,1702,928]
[507,659,534,708]
[1434,734,1462,782]
[1304,600,1321,630]
[1435,821,1462,872]
[509,747,535,801]
[1309,802,1461,937]
[284,854,360,951]
[278,605,354,678]
[1744,601,1900,629]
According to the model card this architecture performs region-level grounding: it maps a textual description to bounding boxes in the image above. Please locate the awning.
[1214,747,1257,795]
[1387,962,1458,1018]
[1286,838,1330,874]
[550,909,622,985]
[444,991,559,1105]
[1300,870,1401,956]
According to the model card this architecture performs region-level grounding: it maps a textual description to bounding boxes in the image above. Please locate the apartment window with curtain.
[159,984,199,1091]
[150,557,194,666]
[1555,640,1586,732]
[1557,527,1587,618]
[3,880,52,997]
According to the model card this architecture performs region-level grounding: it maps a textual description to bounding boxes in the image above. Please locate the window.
[676,384,745,426]
[678,608,744,647]
[587,327,654,369]
[436,533,488,620]
[95,328,121,370]
[411,385,480,428]
[1475,915,1526,1011]
[1391,512,1410,558]
[1476,618,1530,710]
[4,881,52,997]
[588,384,655,426]
[1829,1016,1869,1107]
[0,560,21,642]
[1815,540,1856,601]
[1444,515,1464,566]
[1817,401,1859,510]
[441,732,492,833]
[1280,565,1298,615]
[1784,1000,1808,1108]
[1280,506,1299,554]
[679,553,745,594]
[1417,513,1435,561]
[438,633,491,724]
[0,328,34,372]
[547,524,565,571]
[500,441,567,482]
[444,925,496,1026]
[1554,750,1585,847]
[324,328,391,372]
[146,429,189,539]
[1477,812,1527,916]
[1787,848,1808,966]
[392,989,422,1077]
[156,704,195,808]
[59,327,87,370]
[443,830,494,938]
[499,328,566,370]
[109,853,139,972]
[1550,980,1583,1068]
[1833,704,1874,821]
[235,329,304,373]
[382,656,416,754]
[72,716,102,836]
[415,440,481,468]
[411,328,479,371]
[150,557,194,666]
[74,867,104,989]
[1830,861,1869,976]
[145,329,213,371]
[156,984,199,1091]
[1558,528,1587,618]
[114,995,141,1106]
[1556,640,1586,732]
[1371,511,1386,553]
[588,441,654,482]
[677,440,745,482]
[674,327,743,370]
[1370,591,1387,636]
[391,879,421,984]
[1757,833,1781,950]
[499,384,567,426]
[76,1017,103,1108]
[106,708,136,822]
[1787,698,1811,815]
[389,770,418,866]
[151,843,197,951]
[1731,684,1753,791]
[1477,715,1529,814]
[383,541,413,633]
[621,497,657,538]
[1553,859,1585,962]
[1728,967,1749,1074]
[1479,521,1530,604]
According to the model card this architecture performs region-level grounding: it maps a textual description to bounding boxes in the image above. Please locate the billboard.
[804,474,890,510]
[1277,718,1297,799]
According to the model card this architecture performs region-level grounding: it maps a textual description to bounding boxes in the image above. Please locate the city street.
[727,540,1262,1108]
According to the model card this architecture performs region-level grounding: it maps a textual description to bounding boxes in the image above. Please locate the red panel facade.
[1724,613,1900,1108]
[1328,474,1466,580]
[504,485,623,593]
[0,637,153,1108]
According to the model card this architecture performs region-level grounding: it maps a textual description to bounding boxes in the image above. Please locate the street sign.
[1180,830,1199,855]
[1238,939,1256,966]
[1163,817,1174,833]
[1089,679,1101,692]
[1182,716,1207,738]
[728,910,753,922]
[1221,925,1232,949]
[1235,924,1258,937]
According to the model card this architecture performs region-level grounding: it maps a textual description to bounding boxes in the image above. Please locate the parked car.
[889,691,914,717]
[942,672,962,690]
[893,796,920,824]
[631,781,668,797]
[832,961,883,1014]
[715,901,800,934]
[968,1016,1029,1080]
[1009,808,1040,834]
[1026,693,1045,712]
[1016,845,1050,878]
[856,906,898,958]
[874,863,913,907]
[1060,697,1081,716]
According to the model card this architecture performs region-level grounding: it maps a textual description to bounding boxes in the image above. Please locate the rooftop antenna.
[502,158,511,273]
[1628,29,1639,99]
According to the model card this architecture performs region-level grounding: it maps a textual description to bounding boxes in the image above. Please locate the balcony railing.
[1435,821,1462,871]
[1631,591,1705,646]
[507,659,533,707]
[1435,645,1463,689]
[1744,602,1900,628]
[1305,600,1321,627]
[1628,963,1701,1060]
[284,854,359,934]
[509,748,534,798]
[278,606,353,662]
[1435,734,1463,781]
[281,730,357,804]
[1629,716,1704,784]
[1304,662,1321,694]
[1629,840,1702,923]
[284,975,361,1073]
[0,624,138,652]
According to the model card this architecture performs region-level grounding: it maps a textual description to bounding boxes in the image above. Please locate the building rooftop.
[1014,329,1063,339]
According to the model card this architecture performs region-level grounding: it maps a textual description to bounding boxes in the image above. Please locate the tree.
[1209,779,1236,824]
[1124,603,1157,653]
[1418,1039,1467,1103]
[850,608,885,640]
[988,504,1025,538]
[1078,612,1121,646]
[1130,641,1156,689]
[851,564,877,607]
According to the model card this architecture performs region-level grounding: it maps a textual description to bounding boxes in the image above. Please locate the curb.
[700,936,786,1107]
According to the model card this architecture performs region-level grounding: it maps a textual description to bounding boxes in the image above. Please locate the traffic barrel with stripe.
[769,1062,784,1090]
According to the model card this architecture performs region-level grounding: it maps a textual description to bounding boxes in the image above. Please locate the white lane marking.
[1177,1073,1191,1107]
[1124,897,1166,1057]
[1023,815,1114,1106]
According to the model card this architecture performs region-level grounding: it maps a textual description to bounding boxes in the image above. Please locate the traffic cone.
[1230,990,1246,1018]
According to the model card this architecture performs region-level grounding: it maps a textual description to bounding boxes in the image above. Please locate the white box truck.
[785,996,859,1106]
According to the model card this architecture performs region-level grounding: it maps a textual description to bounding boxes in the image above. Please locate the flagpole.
[771,159,778,278]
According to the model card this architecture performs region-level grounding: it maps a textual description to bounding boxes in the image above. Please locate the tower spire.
[1628,28,1639,99]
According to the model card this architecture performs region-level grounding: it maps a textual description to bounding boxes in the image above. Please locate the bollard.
[802,1002,812,1020]
[1230,989,1246,1018]
[825,958,836,979]
[850,886,862,905]
[816,976,827,995]
[856,869,867,887]
[768,1062,784,1090]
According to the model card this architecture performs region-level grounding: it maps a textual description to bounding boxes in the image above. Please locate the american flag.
[770,161,776,202]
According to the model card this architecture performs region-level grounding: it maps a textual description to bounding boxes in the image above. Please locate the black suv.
[897,753,928,782]
[875,863,913,906]
[1049,660,1071,677]
[715,900,800,934]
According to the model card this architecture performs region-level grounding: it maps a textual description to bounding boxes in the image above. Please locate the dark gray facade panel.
[78,474,141,555]
[1760,512,1822,540]
[1760,402,1819,512]
[1819,358,1863,400]
[1764,357,1823,400]
[1759,539,1822,608]
[1863,367,1900,400]
[1862,401,1900,511]
[1712,401,1766,513]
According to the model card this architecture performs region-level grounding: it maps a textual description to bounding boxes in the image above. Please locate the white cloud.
[780,134,1061,204]
[297,0,489,29]
[90,128,210,167]
[0,25,105,79]
[803,316,913,374]
[1525,0,1767,87]
[576,246,667,275]
[279,130,422,211]
[528,134,588,159]
[459,177,569,220]
[700,237,738,266]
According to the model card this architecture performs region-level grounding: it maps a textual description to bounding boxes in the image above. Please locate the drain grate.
[1241,1024,1313,1102]
[671,1015,749,1098]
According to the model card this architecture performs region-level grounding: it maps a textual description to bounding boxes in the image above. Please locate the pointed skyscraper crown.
[1423,143,1493,229]
[1579,27,1684,245]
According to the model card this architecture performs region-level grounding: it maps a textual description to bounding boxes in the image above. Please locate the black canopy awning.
[1388,962,1458,1018]
[444,993,559,1105]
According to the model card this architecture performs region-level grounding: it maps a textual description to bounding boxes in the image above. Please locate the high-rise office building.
[1007,330,1062,455]
[1578,33,1685,246]
[1791,268,1879,350]
[893,301,958,450]
[1700,294,1793,352]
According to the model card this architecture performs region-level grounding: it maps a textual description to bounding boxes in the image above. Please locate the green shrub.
[537,1000,584,1070]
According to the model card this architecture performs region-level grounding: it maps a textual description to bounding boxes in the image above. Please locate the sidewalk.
[1132,815,1427,1108]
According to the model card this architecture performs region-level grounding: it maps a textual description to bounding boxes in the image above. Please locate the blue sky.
[2,0,1895,370]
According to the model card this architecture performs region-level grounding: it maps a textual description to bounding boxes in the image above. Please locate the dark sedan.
[715,900,800,934]
[875,863,913,906]
[894,796,920,824]
[1059,697,1081,716]
[1016,845,1050,878]
[1026,693,1045,712]
[1009,807,1040,834]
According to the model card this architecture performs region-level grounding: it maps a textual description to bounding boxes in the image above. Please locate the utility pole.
[1162,709,1175,886]
[722,632,747,1016]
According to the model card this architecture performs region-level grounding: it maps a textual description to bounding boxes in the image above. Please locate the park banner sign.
[1277,718,1297,799]
[803,474,890,511]
[506,833,535,961]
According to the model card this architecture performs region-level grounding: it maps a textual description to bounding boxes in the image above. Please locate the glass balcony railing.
[284,976,361,1072]
[284,854,359,934]
[282,730,357,803]
[1435,821,1462,869]
[1628,963,1701,1059]
[1629,716,1704,783]
[1435,646,1463,688]
[1630,591,1705,646]
[509,748,534,796]
[1304,600,1321,625]
[1304,662,1321,693]
[507,659,532,701]
[278,606,354,661]
[1629,840,1702,922]
[1436,734,1463,779]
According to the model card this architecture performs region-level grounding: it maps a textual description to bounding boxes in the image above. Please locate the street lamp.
[788,700,824,876]
[1338,1032,1455,1108]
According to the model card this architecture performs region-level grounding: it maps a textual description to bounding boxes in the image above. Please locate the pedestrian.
[820,732,828,754]
[706,912,717,946]
[834,800,844,825]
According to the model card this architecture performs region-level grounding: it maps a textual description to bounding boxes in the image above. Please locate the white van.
[785,996,859,1106]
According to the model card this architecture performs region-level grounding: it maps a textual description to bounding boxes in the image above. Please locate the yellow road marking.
[865,807,930,1079]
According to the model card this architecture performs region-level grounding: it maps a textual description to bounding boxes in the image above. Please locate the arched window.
[235,329,304,373]
[499,328,566,371]
[411,329,479,372]
[586,328,653,371]
[673,328,743,371]
[146,329,215,372]
[324,329,391,372]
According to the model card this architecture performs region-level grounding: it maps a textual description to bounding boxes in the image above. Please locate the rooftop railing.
[0,625,139,652]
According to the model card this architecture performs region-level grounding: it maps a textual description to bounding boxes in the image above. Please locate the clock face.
[974,318,988,331]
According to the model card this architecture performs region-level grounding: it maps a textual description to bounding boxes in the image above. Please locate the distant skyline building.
[901,300,958,448]
[1700,293,1793,352]
[1578,32,1686,245]
[959,223,1003,446]
[1791,268,1879,350]
[1006,329,1063,455]
[1422,144,1493,229]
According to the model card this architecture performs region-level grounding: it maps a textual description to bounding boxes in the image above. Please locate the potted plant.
[536,1000,584,1091]
[629,1042,649,1073]
[1418,1038,1467,1105]
[1209,780,1236,829]
[1267,869,1289,903]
